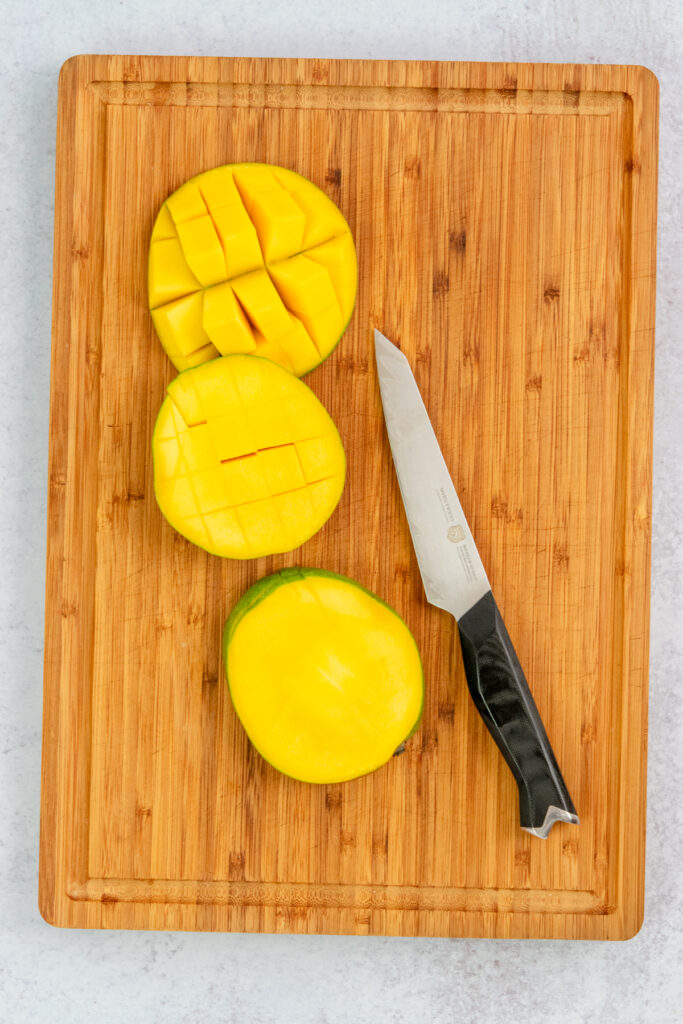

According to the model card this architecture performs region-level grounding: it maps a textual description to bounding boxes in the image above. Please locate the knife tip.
[373,328,405,362]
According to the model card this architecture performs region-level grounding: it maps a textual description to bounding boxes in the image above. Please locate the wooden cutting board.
[40,55,657,938]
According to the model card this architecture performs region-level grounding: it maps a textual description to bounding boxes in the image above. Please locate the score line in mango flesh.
[148,163,357,376]
[152,355,346,558]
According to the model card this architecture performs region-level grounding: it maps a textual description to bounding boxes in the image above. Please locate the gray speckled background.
[1,2,681,1021]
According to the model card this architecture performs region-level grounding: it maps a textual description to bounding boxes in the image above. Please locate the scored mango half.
[152,356,345,558]
[148,163,357,376]
[224,569,424,784]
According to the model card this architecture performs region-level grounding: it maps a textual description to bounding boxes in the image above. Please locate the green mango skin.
[222,568,424,777]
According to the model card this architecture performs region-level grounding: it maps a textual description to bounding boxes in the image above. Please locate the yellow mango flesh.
[148,162,357,375]
[224,569,424,784]
[152,356,345,558]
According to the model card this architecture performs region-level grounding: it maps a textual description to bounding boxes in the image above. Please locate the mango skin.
[223,568,424,784]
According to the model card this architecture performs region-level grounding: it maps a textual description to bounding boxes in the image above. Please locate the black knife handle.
[457,590,578,837]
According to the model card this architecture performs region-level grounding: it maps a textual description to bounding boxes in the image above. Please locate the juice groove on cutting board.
[40,55,657,938]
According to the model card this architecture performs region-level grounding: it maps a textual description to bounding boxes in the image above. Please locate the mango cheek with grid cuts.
[148,162,357,375]
[152,355,345,558]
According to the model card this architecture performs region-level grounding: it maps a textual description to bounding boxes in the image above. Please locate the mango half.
[223,569,424,784]
[153,356,345,558]
[148,163,357,375]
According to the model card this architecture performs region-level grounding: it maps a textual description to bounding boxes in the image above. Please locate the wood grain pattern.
[40,55,658,938]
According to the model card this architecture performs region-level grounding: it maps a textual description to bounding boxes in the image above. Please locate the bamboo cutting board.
[40,55,657,938]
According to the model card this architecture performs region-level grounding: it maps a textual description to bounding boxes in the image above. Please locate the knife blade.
[374,329,579,839]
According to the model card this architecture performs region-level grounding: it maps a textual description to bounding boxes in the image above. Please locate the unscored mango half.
[153,355,345,558]
[148,163,357,376]
[224,568,424,784]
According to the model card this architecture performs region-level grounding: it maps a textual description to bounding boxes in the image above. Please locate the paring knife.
[374,329,579,839]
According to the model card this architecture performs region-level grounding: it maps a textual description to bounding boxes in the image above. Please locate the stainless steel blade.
[374,329,490,621]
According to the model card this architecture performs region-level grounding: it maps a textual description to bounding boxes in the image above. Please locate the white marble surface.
[1,1,682,1021]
